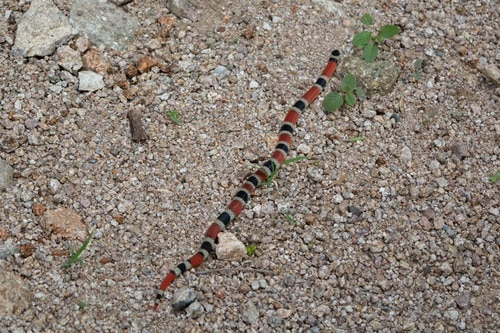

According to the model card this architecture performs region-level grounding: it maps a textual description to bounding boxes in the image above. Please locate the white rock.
[215,232,247,261]
[296,143,311,155]
[262,22,272,31]
[248,80,259,89]
[78,71,104,91]
[48,179,62,194]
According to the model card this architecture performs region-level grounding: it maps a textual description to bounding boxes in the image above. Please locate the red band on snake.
[154,50,340,310]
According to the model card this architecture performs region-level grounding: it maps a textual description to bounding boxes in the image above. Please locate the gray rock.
[268,314,283,328]
[332,194,344,204]
[241,301,259,324]
[370,320,383,330]
[340,57,401,96]
[276,308,292,319]
[248,80,259,89]
[307,167,324,182]
[477,63,500,86]
[311,0,346,15]
[454,294,470,309]
[69,0,140,50]
[185,301,204,318]
[0,158,14,191]
[433,216,445,230]
[78,71,105,91]
[439,262,453,276]
[213,65,230,79]
[436,177,449,188]
[48,179,62,194]
[166,0,196,21]
[400,146,413,165]
[171,287,196,310]
[445,308,460,321]
[13,0,75,57]
[450,143,470,160]
[0,240,18,259]
[250,280,260,290]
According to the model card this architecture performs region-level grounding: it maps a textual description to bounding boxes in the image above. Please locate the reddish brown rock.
[19,243,35,258]
[137,56,156,73]
[82,48,110,75]
[32,202,46,216]
[41,208,87,240]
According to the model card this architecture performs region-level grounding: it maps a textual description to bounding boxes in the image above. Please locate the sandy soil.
[0,0,498,332]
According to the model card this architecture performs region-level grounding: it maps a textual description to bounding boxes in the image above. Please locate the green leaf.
[352,31,372,47]
[282,155,308,166]
[345,92,356,106]
[360,14,373,26]
[61,231,93,269]
[77,301,88,310]
[322,92,343,112]
[354,86,364,98]
[341,74,357,92]
[165,110,179,124]
[261,161,279,186]
[363,43,378,63]
[348,136,364,142]
[378,25,400,39]
[246,244,256,256]
[490,173,500,183]
[262,156,306,187]
[283,212,296,223]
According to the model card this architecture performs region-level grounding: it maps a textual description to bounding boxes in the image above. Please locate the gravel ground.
[1,0,499,332]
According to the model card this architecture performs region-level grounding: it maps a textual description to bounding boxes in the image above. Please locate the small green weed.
[489,173,500,183]
[348,136,364,142]
[77,301,88,310]
[246,244,256,256]
[322,74,363,112]
[165,110,180,123]
[262,156,308,186]
[283,212,296,223]
[352,14,400,63]
[61,231,93,269]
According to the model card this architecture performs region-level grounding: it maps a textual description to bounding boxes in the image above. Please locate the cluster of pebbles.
[0,0,498,331]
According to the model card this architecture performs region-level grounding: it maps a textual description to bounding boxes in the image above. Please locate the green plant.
[352,14,400,63]
[245,244,256,256]
[61,231,93,269]
[262,156,308,186]
[77,301,88,310]
[413,58,423,81]
[490,173,500,183]
[348,136,364,142]
[165,110,180,123]
[283,212,296,223]
[322,74,363,112]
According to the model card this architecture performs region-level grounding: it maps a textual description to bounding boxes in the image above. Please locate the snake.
[154,49,340,310]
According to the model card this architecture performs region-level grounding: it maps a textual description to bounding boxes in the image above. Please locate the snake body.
[154,50,340,310]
